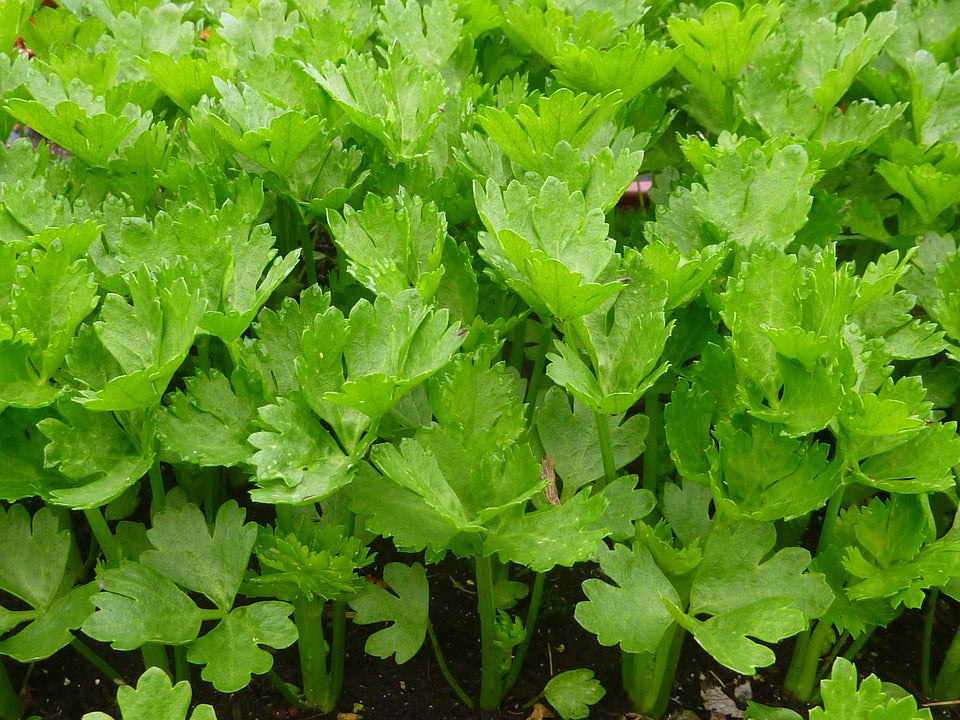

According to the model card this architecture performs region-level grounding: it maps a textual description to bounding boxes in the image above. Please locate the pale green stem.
[922,589,939,696]
[0,658,18,720]
[427,623,476,709]
[523,318,553,427]
[642,390,662,495]
[476,554,504,710]
[595,412,617,485]
[83,507,119,568]
[503,572,546,694]
[71,637,122,682]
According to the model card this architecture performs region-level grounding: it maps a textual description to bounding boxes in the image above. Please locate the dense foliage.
[1,0,960,718]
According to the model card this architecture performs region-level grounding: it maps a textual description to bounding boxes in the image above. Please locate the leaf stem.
[922,589,939,696]
[475,553,504,710]
[594,412,617,485]
[0,658,19,720]
[523,317,554,427]
[140,643,171,678]
[173,645,189,684]
[266,668,307,710]
[503,571,546,694]
[816,486,845,556]
[70,637,122,682]
[642,390,662,496]
[790,619,833,702]
[622,622,684,718]
[83,507,119,568]
[293,594,332,710]
[148,462,166,516]
[934,616,960,699]
[427,622,475,709]
[508,319,527,374]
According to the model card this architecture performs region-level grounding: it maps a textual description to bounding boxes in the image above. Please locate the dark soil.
[11,539,960,720]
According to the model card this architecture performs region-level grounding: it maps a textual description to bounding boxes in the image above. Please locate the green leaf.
[876,161,960,224]
[856,422,960,493]
[247,522,373,603]
[670,520,832,673]
[347,461,471,557]
[305,47,446,160]
[536,386,648,496]
[248,397,354,505]
[575,543,679,653]
[37,402,154,509]
[141,502,257,613]
[0,582,97,662]
[76,262,206,411]
[474,177,622,318]
[809,658,933,720]
[711,419,841,521]
[82,563,204,650]
[378,0,463,73]
[327,191,447,300]
[349,562,429,664]
[325,291,464,419]
[485,490,608,572]
[506,7,679,102]
[543,668,606,720]
[157,369,261,467]
[186,602,296,693]
[0,505,73,609]
[81,665,218,720]
[546,263,672,413]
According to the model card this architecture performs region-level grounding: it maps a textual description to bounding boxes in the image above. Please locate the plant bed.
[4,1,960,719]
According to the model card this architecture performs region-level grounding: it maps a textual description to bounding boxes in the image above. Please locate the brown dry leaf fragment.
[526,702,556,720]
[542,454,560,506]
[336,714,361,720]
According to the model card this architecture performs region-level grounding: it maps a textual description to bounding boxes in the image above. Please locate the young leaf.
[157,368,261,468]
[37,401,154,509]
[140,502,257,614]
[809,658,933,720]
[186,602,297,693]
[81,666,218,720]
[543,668,606,720]
[484,490,609,572]
[326,191,447,300]
[82,562,205,650]
[474,177,622,318]
[536,386,648,496]
[575,543,680,654]
[349,562,429,664]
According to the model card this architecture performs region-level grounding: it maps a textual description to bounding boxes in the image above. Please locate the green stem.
[642,390,662,496]
[817,487,845,556]
[790,619,834,703]
[785,628,810,694]
[427,622,475,709]
[622,622,685,718]
[173,646,189,685]
[503,571,546,694]
[294,594,331,710]
[0,658,19,720]
[840,627,873,663]
[523,318,553,427]
[196,335,210,374]
[922,589,939,696]
[275,504,295,535]
[475,554,504,710]
[141,643,170,678]
[508,319,527,374]
[267,668,307,710]
[148,462,166,516]
[934,619,960,699]
[202,467,221,523]
[316,509,357,710]
[83,507,119,568]
[595,412,617,485]
[70,637,122,682]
